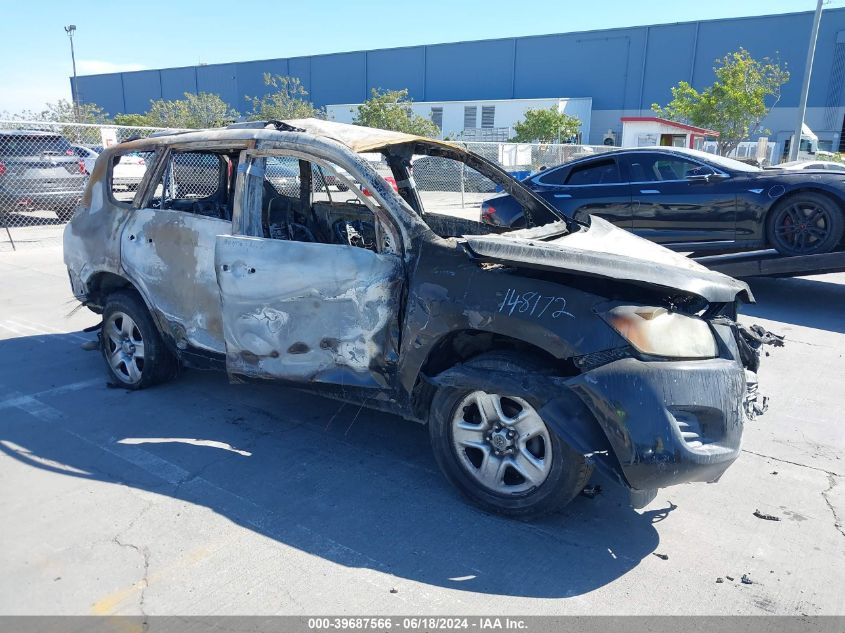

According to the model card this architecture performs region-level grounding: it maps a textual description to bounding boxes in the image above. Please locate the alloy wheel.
[450,391,553,495]
[774,201,833,253]
[104,311,145,384]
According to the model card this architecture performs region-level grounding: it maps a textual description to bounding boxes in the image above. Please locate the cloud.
[76,60,147,75]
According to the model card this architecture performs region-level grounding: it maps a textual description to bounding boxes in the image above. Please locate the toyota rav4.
[64,119,771,516]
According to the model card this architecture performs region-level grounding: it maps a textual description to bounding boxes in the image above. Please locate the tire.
[428,351,592,517]
[767,192,845,256]
[101,290,177,389]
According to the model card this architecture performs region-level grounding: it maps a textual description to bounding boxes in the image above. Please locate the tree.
[353,88,439,137]
[0,99,111,144]
[112,113,153,127]
[144,92,239,129]
[245,74,321,120]
[511,107,581,143]
[652,48,789,155]
[1,99,109,125]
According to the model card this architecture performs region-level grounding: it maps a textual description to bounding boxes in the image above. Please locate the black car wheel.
[767,193,845,256]
[428,352,592,517]
[101,290,178,389]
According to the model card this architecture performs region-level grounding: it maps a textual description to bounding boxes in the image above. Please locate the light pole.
[64,24,79,123]
[789,0,824,162]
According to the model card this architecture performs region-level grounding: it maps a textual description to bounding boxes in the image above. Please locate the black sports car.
[480,148,845,256]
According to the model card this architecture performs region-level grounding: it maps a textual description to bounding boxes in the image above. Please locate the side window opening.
[151,150,234,220]
[260,154,394,254]
[110,150,154,205]
[408,153,557,236]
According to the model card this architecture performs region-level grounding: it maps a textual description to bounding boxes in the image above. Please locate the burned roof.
[112,118,461,155]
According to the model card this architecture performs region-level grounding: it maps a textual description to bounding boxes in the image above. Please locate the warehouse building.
[326,97,594,142]
[73,8,845,150]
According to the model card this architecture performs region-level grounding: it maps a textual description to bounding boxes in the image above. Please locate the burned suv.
[64,120,769,516]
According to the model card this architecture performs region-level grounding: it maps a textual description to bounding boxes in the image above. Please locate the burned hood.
[462,217,754,304]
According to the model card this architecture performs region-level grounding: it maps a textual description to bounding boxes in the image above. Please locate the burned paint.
[64,118,774,507]
[214,235,403,388]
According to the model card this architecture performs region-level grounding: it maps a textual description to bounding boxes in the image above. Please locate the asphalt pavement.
[0,246,843,615]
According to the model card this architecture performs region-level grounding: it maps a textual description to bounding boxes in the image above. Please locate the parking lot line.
[0,386,453,608]
[0,321,47,343]
[0,378,102,411]
[3,318,90,343]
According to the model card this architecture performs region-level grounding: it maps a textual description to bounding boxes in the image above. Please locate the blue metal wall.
[73,8,845,116]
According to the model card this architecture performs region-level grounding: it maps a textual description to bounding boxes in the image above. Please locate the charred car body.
[64,119,770,516]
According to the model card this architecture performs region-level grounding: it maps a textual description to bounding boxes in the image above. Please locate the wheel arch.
[764,186,845,248]
[409,328,578,421]
[765,186,845,224]
[83,270,142,310]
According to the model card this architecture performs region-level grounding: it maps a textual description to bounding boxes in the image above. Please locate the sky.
[0,0,836,114]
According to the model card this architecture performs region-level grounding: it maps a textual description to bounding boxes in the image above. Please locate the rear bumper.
[0,189,83,210]
[565,356,746,491]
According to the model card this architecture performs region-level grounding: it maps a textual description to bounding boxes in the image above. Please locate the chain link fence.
[0,120,615,251]
[0,120,178,252]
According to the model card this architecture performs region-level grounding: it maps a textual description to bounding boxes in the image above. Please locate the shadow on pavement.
[0,332,670,599]
[741,275,845,335]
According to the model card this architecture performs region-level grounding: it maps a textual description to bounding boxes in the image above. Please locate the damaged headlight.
[599,305,718,359]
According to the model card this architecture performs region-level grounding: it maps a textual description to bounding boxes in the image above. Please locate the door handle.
[639,189,660,194]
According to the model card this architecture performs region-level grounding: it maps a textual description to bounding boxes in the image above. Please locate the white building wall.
[620,120,706,148]
[326,97,593,142]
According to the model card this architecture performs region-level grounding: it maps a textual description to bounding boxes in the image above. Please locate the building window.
[463,106,477,130]
[839,114,845,153]
[481,106,495,129]
[430,107,443,130]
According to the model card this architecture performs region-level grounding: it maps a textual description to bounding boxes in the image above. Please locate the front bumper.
[566,355,746,491]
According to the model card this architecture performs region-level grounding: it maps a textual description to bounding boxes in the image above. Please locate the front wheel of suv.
[428,352,592,517]
[101,290,177,389]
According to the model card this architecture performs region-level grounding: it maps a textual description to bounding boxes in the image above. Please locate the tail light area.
[0,161,6,176]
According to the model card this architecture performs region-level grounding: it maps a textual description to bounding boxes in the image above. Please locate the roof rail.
[225,120,305,132]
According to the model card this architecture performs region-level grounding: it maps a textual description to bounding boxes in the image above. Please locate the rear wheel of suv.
[428,351,592,517]
[101,291,177,389]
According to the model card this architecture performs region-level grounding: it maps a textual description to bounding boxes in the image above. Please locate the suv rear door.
[120,148,237,355]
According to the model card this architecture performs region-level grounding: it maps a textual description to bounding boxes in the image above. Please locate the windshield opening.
[358,144,564,238]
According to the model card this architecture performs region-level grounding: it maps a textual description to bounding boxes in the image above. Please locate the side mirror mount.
[686,173,711,183]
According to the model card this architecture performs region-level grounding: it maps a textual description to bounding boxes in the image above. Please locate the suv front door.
[214,153,404,389]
